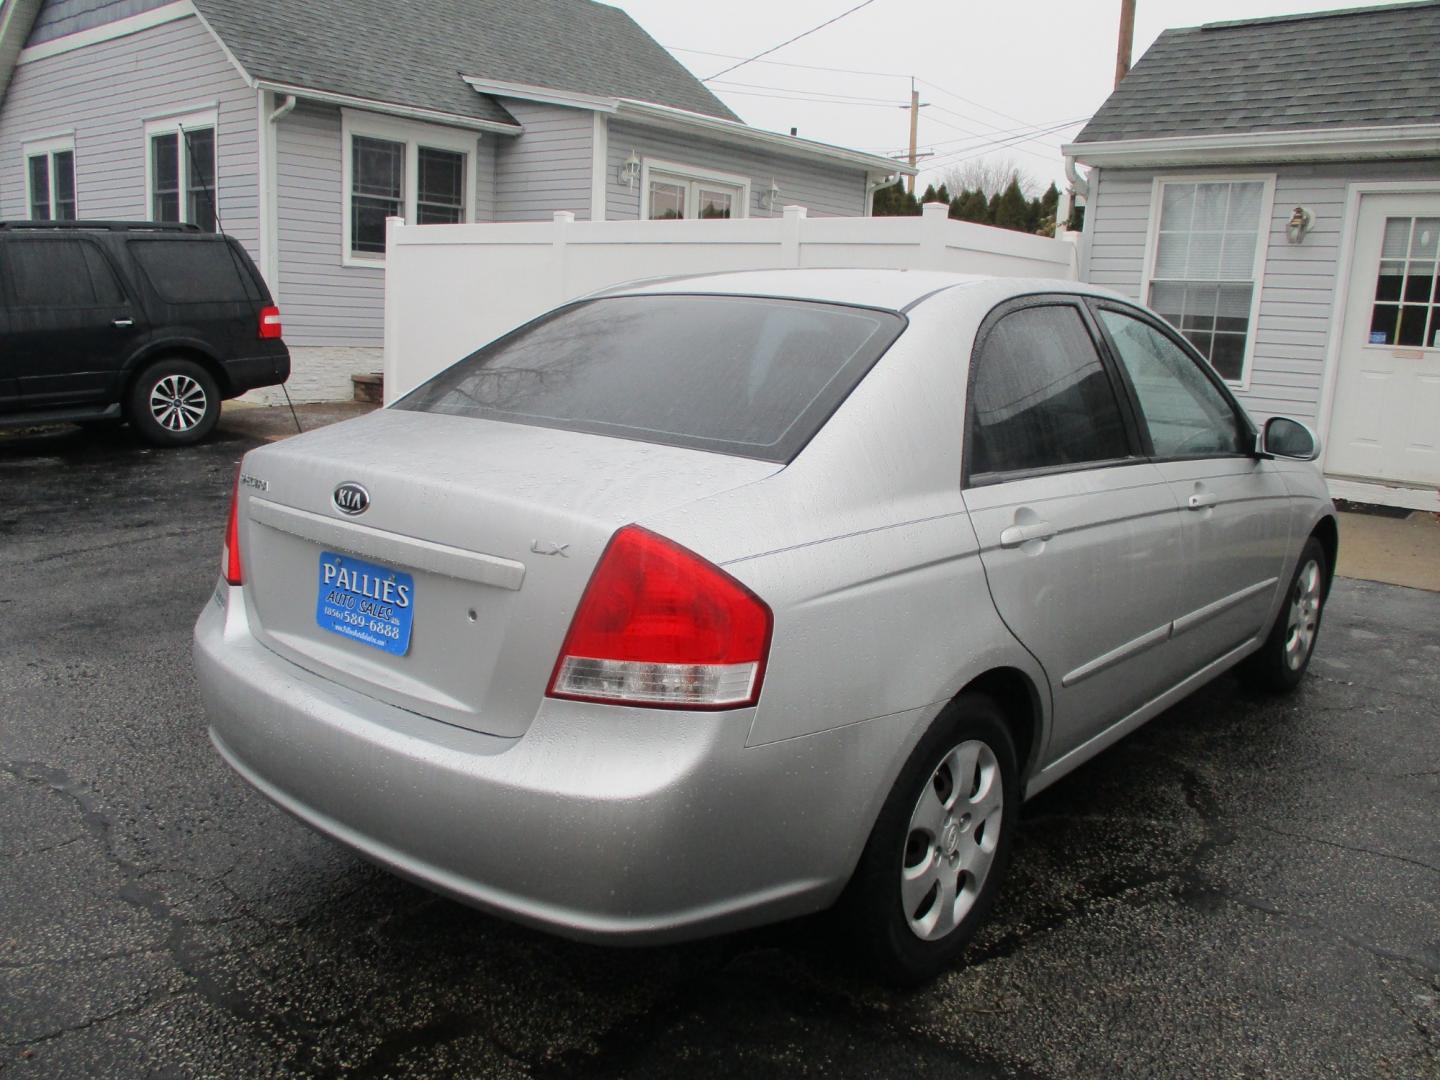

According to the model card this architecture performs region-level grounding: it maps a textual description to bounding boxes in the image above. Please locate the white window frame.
[638,158,750,221]
[341,109,477,267]
[1139,173,1276,390]
[22,133,77,220]
[143,108,219,227]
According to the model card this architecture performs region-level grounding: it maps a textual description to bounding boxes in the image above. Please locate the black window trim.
[961,293,1148,490]
[1084,296,1259,464]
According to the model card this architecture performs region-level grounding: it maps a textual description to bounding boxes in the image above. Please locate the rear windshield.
[126,238,262,303]
[394,295,905,462]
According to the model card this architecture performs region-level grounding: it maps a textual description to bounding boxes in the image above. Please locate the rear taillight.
[547,525,772,709]
[258,305,282,340]
[221,474,242,586]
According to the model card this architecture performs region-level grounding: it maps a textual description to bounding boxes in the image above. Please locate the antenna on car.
[179,124,303,436]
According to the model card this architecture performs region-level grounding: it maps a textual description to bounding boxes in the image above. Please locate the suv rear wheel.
[127,358,220,447]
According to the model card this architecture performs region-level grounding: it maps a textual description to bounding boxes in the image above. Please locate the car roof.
[591,268,1128,313]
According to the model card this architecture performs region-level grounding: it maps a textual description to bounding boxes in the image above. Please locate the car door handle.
[1187,493,1218,510]
[112,318,134,328]
[999,522,1056,547]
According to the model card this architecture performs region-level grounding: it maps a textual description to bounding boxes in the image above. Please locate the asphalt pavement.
[2,412,1437,1078]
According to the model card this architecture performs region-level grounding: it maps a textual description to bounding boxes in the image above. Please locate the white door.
[1327,194,1440,486]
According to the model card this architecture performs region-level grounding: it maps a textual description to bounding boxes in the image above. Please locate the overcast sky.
[610,0,1405,193]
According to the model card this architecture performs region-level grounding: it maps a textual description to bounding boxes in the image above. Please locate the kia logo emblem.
[332,482,370,516]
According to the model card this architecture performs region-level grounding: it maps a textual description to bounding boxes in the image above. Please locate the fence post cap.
[553,210,576,224]
[781,204,808,219]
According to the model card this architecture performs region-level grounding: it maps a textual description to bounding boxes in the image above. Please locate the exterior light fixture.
[1286,206,1314,244]
[620,151,641,189]
[761,179,781,211]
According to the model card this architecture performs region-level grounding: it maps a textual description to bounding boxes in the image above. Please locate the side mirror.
[1259,416,1320,461]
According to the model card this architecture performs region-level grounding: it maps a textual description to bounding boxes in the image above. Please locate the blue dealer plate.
[315,551,415,656]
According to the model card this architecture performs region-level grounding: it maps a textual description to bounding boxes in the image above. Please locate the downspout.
[261,94,297,297]
[269,93,297,124]
[1061,153,1089,234]
[865,172,899,217]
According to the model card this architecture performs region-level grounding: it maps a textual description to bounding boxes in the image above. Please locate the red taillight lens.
[547,525,772,709]
[258,305,282,340]
[221,474,242,586]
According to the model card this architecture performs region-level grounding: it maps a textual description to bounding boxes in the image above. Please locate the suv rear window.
[394,295,905,462]
[127,239,261,303]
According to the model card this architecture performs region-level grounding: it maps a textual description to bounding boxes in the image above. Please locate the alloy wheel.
[1284,558,1323,670]
[148,374,209,432]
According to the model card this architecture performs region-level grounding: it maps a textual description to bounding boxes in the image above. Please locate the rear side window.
[4,238,123,306]
[395,295,905,463]
[127,239,260,302]
[967,304,1131,480]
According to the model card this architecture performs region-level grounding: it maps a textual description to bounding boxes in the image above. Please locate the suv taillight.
[221,475,242,586]
[258,305,282,340]
[547,525,772,709]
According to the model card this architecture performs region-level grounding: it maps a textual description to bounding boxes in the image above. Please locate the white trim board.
[142,108,219,226]
[17,1,197,63]
[1066,125,1440,168]
[638,158,751,220]
[1326,477,1440,513]
[589,112,608,222]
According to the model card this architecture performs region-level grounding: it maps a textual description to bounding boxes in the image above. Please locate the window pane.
[352,136,403,253]
[128,238,257,302]
[52,150,76,219]
[1375,260,1405,302]
[1159,184,1195,231]
[697,186,735,219]
[1397,305,1427,347]
[648,179,685,220]
[1381,218,1411,259]
[185,127,216,232]
[28,155,50,219]
[396,296,904,463]
[1410,219,1439,260]
[152,133,179,221]
[1369,303,1400,344]
[1405,265,1436,304]
[416,146,465,225]
[1148,280,1253,378]
[80,244,123,304]
[6,239,107,306]
[968,305,1130,477]
[1100,310,1247,457]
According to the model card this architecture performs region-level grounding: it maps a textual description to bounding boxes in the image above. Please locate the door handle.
[1000,521,1056,547]
[1187,493,1218,510]
[112,318,134,328]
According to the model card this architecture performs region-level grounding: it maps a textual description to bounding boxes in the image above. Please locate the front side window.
[1098,308,1248,458]
[1147,180,1266,383]
[26,146,76,220]
[644,166,747,221]
[1370,216,1439,348]
[149,121,216,231]
[966,304,1131,480]
[396,295,904,463]
[416,146,465,225]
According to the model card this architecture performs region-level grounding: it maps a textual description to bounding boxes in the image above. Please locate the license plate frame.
[315,551,415,656]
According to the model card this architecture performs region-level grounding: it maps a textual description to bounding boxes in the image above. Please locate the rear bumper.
[192,584,923,944]
[221,348,290,396]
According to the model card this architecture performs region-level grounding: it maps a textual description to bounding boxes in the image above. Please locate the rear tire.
[126,358,220,447]
[842,693,1018,985]
[1240,536,1328,693]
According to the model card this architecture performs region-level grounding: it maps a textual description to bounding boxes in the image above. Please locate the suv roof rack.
[0,220,203,232]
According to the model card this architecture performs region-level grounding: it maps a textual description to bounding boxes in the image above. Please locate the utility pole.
[905,78,929,196]
[1115,0,1136,88]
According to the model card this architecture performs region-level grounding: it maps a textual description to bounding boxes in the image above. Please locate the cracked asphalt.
[2,415,1438,1079]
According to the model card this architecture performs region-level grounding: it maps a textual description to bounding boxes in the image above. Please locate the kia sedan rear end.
[194,269,1335,982]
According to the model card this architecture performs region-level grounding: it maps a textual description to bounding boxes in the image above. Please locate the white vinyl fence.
[382,202,1078,401]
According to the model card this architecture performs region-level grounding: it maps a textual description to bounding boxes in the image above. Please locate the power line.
[709,78,905,106]
[917,78,1040,131]
[921,118,1086,174]
[668,45,908,81]
[709,88,911,109]
[703,0,882,81]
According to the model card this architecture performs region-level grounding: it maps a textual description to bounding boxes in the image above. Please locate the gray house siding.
[0,12,258,256]
[1082,159,1440,427]
[492,99,592,222]
[26,0,172,44]
[606,118,869,220]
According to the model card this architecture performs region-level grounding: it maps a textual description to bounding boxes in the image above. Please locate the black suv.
[0,221,290,446]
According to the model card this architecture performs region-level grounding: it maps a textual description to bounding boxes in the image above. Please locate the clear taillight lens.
[547,525,772,709]
[258,305,282,340]
[221,474,242,586]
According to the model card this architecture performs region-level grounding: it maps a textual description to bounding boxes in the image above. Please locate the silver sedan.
[193,269,1335,982]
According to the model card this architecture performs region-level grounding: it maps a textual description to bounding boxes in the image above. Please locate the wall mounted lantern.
[761,179,781,211]
[1286,206,1314,244]
[620,151,641,189]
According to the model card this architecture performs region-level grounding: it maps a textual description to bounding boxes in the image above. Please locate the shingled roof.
[192,0,740,129]
[1074,1,1440,144]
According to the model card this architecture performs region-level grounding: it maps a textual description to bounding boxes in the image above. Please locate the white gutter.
[254,80,524,136]
[1065,123,1440,167]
